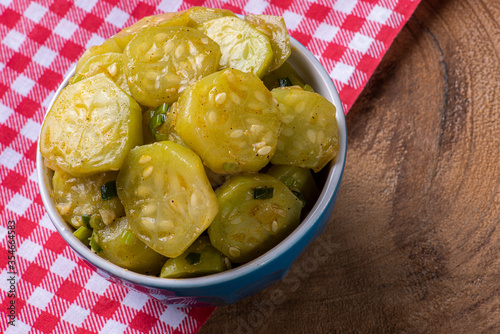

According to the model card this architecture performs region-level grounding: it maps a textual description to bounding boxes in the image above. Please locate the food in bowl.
[39,7,339,279]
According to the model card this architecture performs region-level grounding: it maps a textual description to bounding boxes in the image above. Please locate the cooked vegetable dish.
[40,7,339,278]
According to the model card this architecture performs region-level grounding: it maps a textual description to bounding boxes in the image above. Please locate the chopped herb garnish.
[148,103,169,139]
[90,231,103,253]
[278,77,292,87]
[185,252,201,265]
[292,190,306,208]
[254,187,274,200]
[73,226,92,246]
[101,181,117,201]
[82,214,91,228]
[89,214,105,230]
[223,162,238,172]
[120,229,135,245]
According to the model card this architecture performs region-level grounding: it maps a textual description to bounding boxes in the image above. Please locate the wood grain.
[199,0,500,332]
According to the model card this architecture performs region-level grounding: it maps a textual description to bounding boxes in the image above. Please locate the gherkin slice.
[123,26,221,108]
[208,174,302,263]
[96,217,167,275]
[160,236,230,278]
[198,16,274,78]
[271,86,339,172]
[116,141,219,258]
[175,68,281,174]
[40,73,143,177]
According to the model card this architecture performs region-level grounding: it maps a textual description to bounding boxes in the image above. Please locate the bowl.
[37,35,347,306]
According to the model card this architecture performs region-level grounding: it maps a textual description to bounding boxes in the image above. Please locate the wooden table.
[200,0,500,332]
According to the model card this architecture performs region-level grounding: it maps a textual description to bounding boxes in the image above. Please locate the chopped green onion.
[90,231,103,253]
[223,162,238,172]
[185,252,201,265]
[292,190,306,208]
[253,187,274,200]
[100,181,117,200]
[89,214,105,230]
[73,226,92,246]
[148,103,169,139]
[120,229,136,246]
[82,214,91,228]
[278,77,292,87]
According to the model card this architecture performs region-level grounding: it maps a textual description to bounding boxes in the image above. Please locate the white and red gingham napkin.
[0,0,421,333]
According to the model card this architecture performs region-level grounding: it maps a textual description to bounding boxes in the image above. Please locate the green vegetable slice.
[112,11,190,50]
[51,170,124,229]
[175,68,281,174]
[198,16,273,78]
[208,174,302,263]
[75,38,122,72]
[95,217,166,275]
[123,26,221,108]
[40,73,143,177]
[116,141,219,258]
[71,52,131,95]
[245,14,291,72]
[271,86,339,172]
[160,236,230,278]
[186,6,236,27]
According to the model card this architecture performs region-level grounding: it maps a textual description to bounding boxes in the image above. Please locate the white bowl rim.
[37,35,347,290]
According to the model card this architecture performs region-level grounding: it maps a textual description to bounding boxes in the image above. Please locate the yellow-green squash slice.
[95,217,167,275]
[208,174,303,263]
[186,6,236,28]
[245,14,291,72]
[160,236,230,278]
[71,52,130,95]
[52,170,124,229]
[198,16,273,78]
[271,87,339,172]
[116,141,219,258]
[175,68,281,174]
[75,38,122,73]
[123,26,221,108]
[112,11,190,50]
[40,73,143,177]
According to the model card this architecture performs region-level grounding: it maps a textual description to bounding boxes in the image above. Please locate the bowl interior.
[37,36,347,293]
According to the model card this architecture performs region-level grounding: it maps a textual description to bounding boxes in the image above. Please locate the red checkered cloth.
[0,0,421,333]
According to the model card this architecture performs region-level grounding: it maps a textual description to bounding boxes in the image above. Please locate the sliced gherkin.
[160,236,230,278]
[198,16,274,78]
[123,26,221,108]
[175,68,281,174]
[208,174,303,263]
[52,170,124,229]
[245,14,291,72]
[95,217,166,275]
[71,52,130,95]
[271,86,339,172]
[116,141,219,258]
[40,73,143,177]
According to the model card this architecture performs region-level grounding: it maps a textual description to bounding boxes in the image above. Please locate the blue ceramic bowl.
[37,36,347,306]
